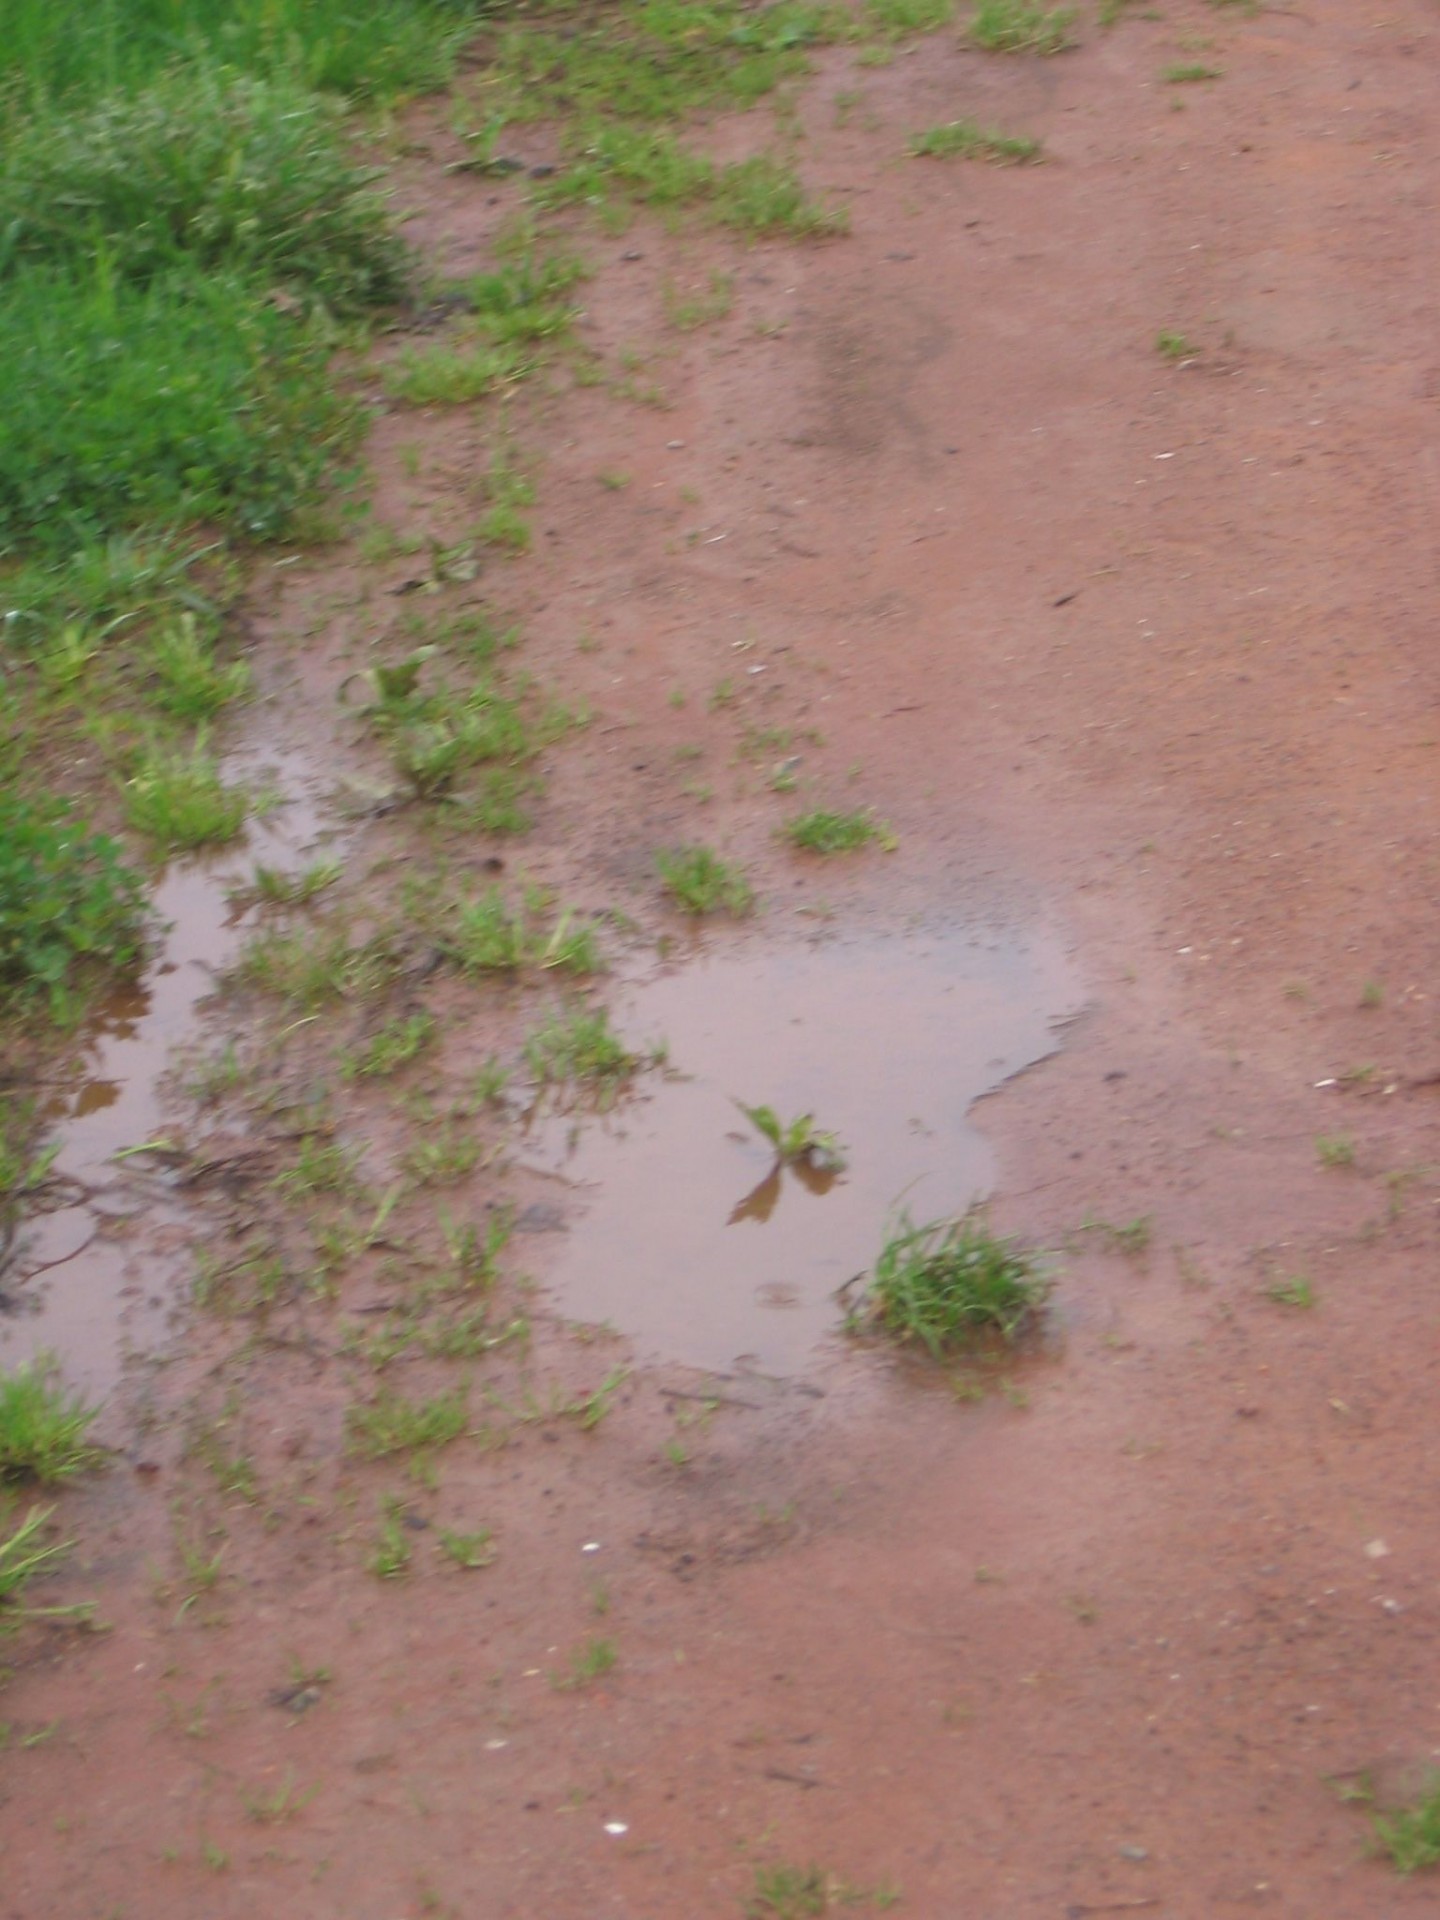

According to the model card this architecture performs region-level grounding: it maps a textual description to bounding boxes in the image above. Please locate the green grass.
[908,121,1041,163]
[0,1506,71,1619]
[553,1635,618,1690]
[437,1526,495,1569]
[0,262,364,558]
[738,1103,845,1171]
[540,128,847,238]
[348,1385,469,1461]
[1156,329,1197,360]
[0,72,408,313]
[970,0,1076,52]
[442,889,602,976]
[0,1357,101,1483]
[1375,1779,1440,1874]
[121,739,248,850]
[783,808,895,854]
[524,1005,650,1092]
[232,925,402,1007]
[655,845,754,916]
[867,0,954,35]
[145,614,251,722]
[1316,1133,1356,1169]
[857,1210,1047,1356]
[1266,1273,1314,1309]
[383,340,526,408]
[0,791,144,1014]
[340,1011,436,1080]
[0,0,485,107]
[1163,62,1222,82]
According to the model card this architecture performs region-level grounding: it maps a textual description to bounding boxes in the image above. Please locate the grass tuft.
[908,121,1041,163]
[0,1356,101,1483]
[783,809,895,854]
[856,1209,1047,1356]
[1374,1777,1440,1875]
[121,740,248,850]
[0,792,144,1013]
[970,0,1076,52]
[655,845,753,916]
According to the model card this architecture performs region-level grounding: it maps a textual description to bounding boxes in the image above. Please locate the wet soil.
[6,1,1440,1915]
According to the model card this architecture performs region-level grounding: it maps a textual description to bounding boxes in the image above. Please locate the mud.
[5,1,1440,1915]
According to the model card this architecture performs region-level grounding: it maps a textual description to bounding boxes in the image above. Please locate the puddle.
[528,927,1079,1375]
[0,746,334,1396]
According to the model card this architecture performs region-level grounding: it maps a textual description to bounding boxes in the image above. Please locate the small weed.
[655,845,753,915]
[437,1527,496,1570]
[738,1103,846,1174]
[1266,1273,1315,1309]
[243,1769,316,1825]
[554,1636,617,1690]
[663,272,734,331]
[748,1864,827,1917]
[443,888,601,976]
[348,1386,469,1461]
[246,860,342,907]
[471,1056,511,1105]
[1156,330,1197,360]
[783,809,895,854]
[1360,979,1384,1009]
[340,1011,436,1080]
[0,1358,100,1483]
[273,1134,357,1199]
[233,926,400,1007]
[0,792,144,1015]
[525,1005,654,1095]
[383,339,526,407]
[371,1500,413,1579]
[1076,1213,1153,1258]
[1373,1776,1440,1874]
[0,1507,70,1616]
[908,121,1041,163]
[1164,62,1222,81]
[145,614,250,721]
[560,1368,629,1432]
[1316,1133,1356,1169]
[970,0,1076,53]
[855,1209,1047,1356]
[402,1126,483,1185]
[122,740,247,851]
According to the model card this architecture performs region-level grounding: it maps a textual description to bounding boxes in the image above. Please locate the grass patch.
[232,925,401,1007]
[383,340,525,407]
[854,1209,1047,1356]
[1375,1778,1440,1874]
[655,845,753,916]
[553,1634,618,1690]
[0,72,408,313]
[442,888,602,976]
[524,1004,654,1095]
[1156,329,1197,360]
[783,808,895,854]
[970,0,1076,52]
[144,614,251,722]
[121,739,248,851]
[0,262,364,558]
[0,0,486,106]
[340,1011,436,1081]
[1316,1132,1356,1169]
[0,791,144,1015]
[908,121,1041,163]
[0,1506,71,1620]
[1163,62,1222,82]
[0,1356,101,1483]
[348,1385,469,1461]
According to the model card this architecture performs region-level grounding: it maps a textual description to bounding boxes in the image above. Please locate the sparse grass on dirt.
[854,1210,1047,1355]
[908,121,1041,163]
[348,1385,470,1462]
[1163,61,1222,82]
[783,808,896,853]
[0,1357,101,1483]
[656,845,754,915]
[1374,1777,1440,1874]
[524,1005,654,1093]
[970,0,1076,54]
[0,1505,70,1622]
[1156,329,1197,360]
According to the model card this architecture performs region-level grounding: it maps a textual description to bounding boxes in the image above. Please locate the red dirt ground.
[5,1,1440,1914]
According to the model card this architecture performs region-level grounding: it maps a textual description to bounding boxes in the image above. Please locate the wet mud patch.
[527,926,1078,1374]
[0,746,336,1395]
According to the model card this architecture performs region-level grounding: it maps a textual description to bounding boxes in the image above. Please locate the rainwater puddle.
[1,746,334,1396]
[528,927,1079,1376]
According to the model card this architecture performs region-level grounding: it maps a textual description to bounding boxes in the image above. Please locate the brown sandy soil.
[5,1,1440,1914]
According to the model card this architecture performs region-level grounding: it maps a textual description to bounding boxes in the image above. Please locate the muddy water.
[529,926,1079,1375]
[1,746,333,1397]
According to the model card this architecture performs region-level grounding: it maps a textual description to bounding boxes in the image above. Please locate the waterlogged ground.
[6,1,1440,1915]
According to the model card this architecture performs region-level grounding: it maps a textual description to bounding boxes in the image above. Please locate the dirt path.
[5,2,1440,1914]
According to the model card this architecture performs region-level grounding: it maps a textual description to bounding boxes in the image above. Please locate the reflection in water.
[1,745,334,1395]
[529,927,1078,1376]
